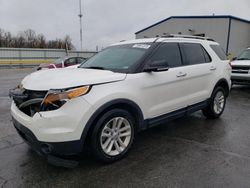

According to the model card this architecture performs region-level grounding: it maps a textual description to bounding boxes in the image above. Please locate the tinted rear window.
[180,43,210,65]
[210,45,227,60]
[202,47,212,62]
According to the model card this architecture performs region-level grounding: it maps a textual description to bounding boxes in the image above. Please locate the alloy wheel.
[100,117,132,156]
[213,91,225,114]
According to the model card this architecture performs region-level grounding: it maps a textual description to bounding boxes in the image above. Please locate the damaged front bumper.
[9,87,94,167]
[10,96,92,141]
[12,117,83,155]
[10,85,93,142]
[13,117,81,167]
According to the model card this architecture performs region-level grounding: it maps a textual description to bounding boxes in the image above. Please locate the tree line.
[0,28,75,50]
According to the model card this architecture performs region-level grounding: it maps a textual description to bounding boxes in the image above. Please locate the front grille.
[232,66,250,74]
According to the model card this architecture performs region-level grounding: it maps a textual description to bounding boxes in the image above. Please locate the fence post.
[18,48,22,69]
[44,50,47,60]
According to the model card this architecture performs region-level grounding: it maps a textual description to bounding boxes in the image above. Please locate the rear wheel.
[202,87,226,119]
[90,109,135,163]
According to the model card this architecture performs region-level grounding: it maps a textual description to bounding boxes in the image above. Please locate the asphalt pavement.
[0,68,250,188]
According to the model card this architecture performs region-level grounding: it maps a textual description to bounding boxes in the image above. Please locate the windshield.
[53,58,64,64]
[237,49,250,60]
[79,43,151,72]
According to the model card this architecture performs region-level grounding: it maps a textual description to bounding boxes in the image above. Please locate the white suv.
[231,48,250,85]
[10,36,231,165]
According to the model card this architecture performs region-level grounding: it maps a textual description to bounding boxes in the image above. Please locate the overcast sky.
[0,0,249,51]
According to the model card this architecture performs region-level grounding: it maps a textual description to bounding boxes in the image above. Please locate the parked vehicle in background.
[231,48,250,85]
[37,56,87,70]
[10,35,231,166]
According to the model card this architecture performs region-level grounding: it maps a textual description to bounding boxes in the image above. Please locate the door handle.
[210,66,217,71]
[176,72,187,77]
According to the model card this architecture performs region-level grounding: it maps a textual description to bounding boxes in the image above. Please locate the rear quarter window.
[210,45,227,60]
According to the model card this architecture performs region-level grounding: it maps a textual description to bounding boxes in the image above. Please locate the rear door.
[179,42,216,105]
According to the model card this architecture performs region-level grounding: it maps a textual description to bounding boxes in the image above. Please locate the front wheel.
[202,87,226,119]
[90,109,135,163]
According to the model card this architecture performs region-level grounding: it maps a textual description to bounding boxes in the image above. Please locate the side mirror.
[144,60,169,72]
[232,57,237,61]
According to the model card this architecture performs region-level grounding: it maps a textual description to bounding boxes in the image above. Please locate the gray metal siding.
[136,18,230,52]
[229,19,250,56]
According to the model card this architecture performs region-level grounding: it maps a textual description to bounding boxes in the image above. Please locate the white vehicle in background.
[10,35,231,166]
[231,48,250,85]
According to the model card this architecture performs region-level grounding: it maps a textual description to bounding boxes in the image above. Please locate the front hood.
[22,68,126,91]
[231,60,250,66]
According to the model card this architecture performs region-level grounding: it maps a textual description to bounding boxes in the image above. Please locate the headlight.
[42,86,90,105]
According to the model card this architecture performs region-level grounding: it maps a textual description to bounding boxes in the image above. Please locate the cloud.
[0,0,249,50]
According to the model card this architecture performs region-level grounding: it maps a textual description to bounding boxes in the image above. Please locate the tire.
[90,109,135,163]
[202,86,226,119]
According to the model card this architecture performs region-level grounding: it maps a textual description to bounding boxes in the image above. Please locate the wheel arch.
[213,78,230,97]
[80,99,145,147]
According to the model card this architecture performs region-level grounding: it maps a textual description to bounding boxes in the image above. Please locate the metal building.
[135,15,250,56]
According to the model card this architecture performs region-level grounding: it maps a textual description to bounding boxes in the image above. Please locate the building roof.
[135,15,250,35]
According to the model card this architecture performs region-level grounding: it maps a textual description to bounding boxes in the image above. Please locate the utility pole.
[78,0,83,51]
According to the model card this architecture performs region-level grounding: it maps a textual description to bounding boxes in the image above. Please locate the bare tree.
[36,34,46,48]
[0,28,75,49]
[24,29,36,47]
[63,35,75,50]
[15,32,26,48]
[4,32,12,47]
[0,28,4,47]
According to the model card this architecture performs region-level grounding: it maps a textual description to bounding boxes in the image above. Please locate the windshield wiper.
[82,66,105,70]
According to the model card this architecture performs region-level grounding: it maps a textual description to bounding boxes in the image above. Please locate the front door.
[128,42,191,119]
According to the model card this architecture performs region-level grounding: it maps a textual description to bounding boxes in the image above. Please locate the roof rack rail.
[161,34,215,41]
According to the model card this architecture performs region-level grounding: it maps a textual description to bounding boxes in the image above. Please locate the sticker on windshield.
[132,44,151,49]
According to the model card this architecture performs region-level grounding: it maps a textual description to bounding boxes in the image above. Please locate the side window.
[147,43,182,68]
[65,58,77,66]
[77,57,84,64]
[180,43,209,65]
[210,45,227,60]
[202,47,212,62]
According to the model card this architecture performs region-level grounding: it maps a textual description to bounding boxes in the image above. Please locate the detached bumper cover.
[11,96,93,142]
[12,117,83,156]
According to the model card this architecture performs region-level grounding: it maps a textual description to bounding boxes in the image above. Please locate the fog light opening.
[41,144,53,154]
